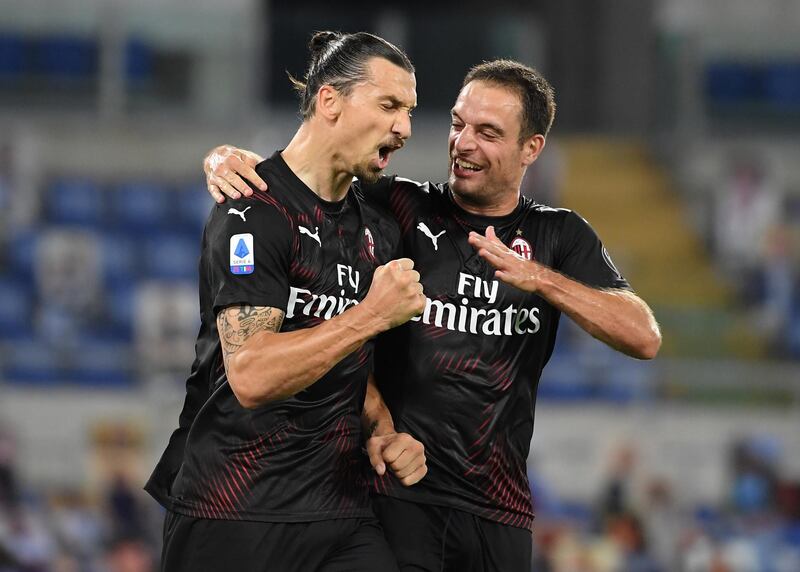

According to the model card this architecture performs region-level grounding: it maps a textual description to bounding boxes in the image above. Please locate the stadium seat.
[0,34,27,80]
[35,36,97,81]
[109,182,170,232]
[178,182,214,234]
[125,38,153,86]
[100,232,139,286]
[705,62,761,104]
[64,336,134,387]
[45,179,105,227]
[763,62,800,107]
[0,277,31,335]
[1,338,62,385]
[141,233,200,280]
[6,227,40,281]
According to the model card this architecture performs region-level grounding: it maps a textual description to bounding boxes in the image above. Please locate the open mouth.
[452,157,483,176]
[377,143,403,170]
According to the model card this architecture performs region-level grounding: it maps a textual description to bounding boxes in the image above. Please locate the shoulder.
[206,195,294,246]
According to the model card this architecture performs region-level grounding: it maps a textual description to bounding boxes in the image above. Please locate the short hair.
[291,31,414,120]
[462,59,556,142]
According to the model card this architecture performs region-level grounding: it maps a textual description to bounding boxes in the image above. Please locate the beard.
[354,163,382,184]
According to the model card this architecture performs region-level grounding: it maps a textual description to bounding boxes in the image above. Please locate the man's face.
[336,58,416,183]
[448,81,530,206]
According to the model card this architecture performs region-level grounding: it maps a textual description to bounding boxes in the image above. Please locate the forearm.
[362,374,396,437]
[230,304,389,408]
[537,268,661,359]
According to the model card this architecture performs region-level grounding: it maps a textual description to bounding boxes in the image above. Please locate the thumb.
[366,437,387,475]
[485,225,498,241]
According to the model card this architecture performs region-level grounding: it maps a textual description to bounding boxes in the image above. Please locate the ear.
[521,134,546,167]
[315,84,342,120]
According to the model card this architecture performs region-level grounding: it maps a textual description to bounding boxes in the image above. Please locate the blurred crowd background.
[1,1,799,570]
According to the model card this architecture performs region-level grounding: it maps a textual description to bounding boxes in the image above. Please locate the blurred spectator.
[713,153,782,306]
[0,426,18,510]
[0,508,56,572]
[105,474,146,543]
[103,537,153,572]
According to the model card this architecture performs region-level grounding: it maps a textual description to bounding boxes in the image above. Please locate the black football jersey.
[368,177,630,530]
[145,152,400,522]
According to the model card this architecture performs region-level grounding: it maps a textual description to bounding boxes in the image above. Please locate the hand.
[366,432,427,486]
[468,226,549,293]
[363,258,426,330]
[204,145,267,203]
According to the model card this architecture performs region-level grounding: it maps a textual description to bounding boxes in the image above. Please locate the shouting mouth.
[376,142,404,170]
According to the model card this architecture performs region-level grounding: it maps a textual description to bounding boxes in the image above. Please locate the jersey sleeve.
[205,198,294,314]
[555,210,631,290]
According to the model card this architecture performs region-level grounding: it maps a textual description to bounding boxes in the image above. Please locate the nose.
[452,125,477,154]
[392,111,412,141]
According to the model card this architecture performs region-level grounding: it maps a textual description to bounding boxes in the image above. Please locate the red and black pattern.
[146,152,401,523]
[368,177,630,530]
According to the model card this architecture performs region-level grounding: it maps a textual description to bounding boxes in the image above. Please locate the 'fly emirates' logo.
[286,264,361,320]
[410,272,542,336]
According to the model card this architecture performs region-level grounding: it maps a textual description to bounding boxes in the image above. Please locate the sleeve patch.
[230,233,255,275]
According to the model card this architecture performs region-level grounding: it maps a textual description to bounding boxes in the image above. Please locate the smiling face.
[335,57,417,183]
[448,80,542,213]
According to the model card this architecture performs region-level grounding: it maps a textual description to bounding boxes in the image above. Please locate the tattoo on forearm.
[366,420,379,439]
[217,305,285,369]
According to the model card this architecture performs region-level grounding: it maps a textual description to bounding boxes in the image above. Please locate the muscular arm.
[217,260,426,409]
[469,227,661,360]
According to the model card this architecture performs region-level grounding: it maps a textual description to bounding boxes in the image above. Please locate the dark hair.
[462,59,556,142]
[290,31,414,120]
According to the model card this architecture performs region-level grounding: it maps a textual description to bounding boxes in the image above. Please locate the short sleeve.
[555,211,631,291]
[204,198,294,314]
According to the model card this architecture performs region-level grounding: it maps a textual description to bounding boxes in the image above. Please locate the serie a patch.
[230,233,255,275]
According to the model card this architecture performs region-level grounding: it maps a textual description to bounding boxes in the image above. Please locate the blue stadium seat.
[126,38,153,85]
[706,62,761,103]
[104,281,136,339]
[6,228,40,281]
[109,182,171,232]
[763,62,800,107]
[2,338,62,385]
[35,36,97,80]
[100,232,139,286]
[65,336,134,387]
[178,182,214,234]
[0,34,27,80]
[0,277,31,335]
[142,232,200,280]
[46,179,104,226]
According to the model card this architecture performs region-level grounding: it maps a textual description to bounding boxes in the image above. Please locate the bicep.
[216,304,285,371]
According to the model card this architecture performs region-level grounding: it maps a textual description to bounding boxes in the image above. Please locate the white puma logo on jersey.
[299,225,321,247]
[417,222,446,251]
[227,206,251,222]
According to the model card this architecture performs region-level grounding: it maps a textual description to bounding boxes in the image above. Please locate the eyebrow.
[450,110,504,136]
[383,95,416,110]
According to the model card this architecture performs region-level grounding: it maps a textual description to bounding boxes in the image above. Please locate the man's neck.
[450,188,521,217]
[282,123,353,202]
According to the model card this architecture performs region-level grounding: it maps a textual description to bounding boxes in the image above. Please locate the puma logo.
[299,225,321,247]
[227,206,251,222]
[417,222,446,251]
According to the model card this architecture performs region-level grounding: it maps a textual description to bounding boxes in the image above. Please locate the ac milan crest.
[510,236,533,260]
[364,227,375,258]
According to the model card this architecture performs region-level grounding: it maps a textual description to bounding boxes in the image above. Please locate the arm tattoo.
[217,305,285,370]
[366,420,379,439]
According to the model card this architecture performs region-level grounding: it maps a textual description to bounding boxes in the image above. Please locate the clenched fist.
[367,432,427,486]
[362,258,426,330]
